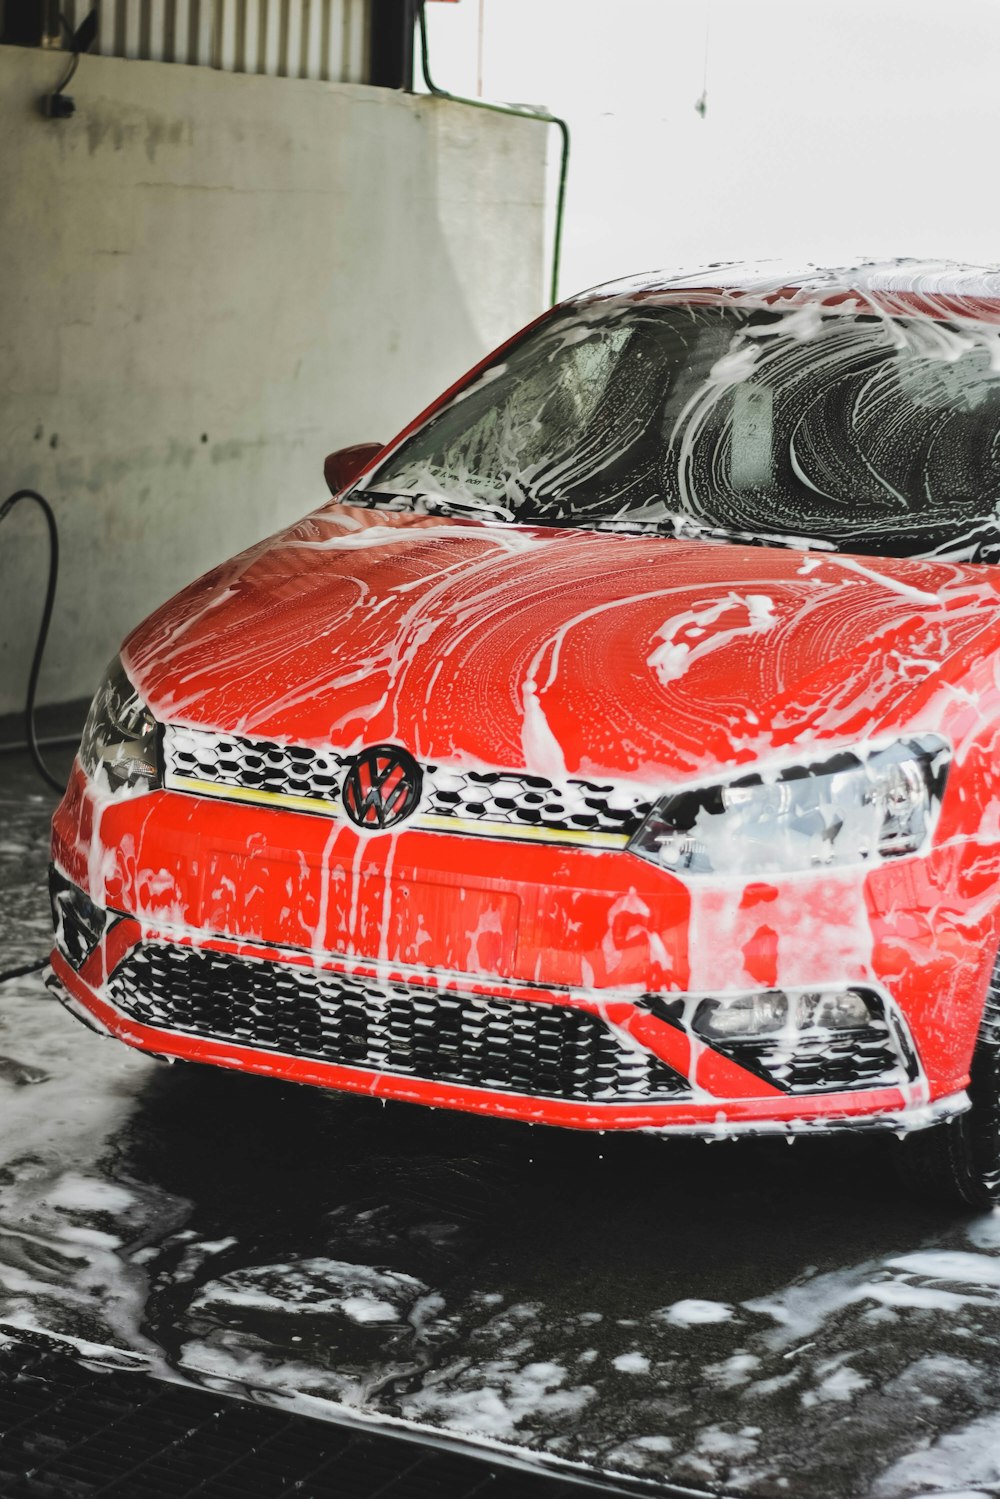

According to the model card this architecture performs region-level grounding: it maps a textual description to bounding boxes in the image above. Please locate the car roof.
[572,259,1000,325]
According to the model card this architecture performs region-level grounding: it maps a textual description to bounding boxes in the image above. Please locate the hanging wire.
[695,0,711,118]
[417,1,570,307]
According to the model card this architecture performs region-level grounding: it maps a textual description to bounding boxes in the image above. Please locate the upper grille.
[163,725,652,843]
[165,725,349,809]
[107,944,688,1104]
[423,765,650,839]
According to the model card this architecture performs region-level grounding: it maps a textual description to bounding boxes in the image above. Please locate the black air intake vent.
[107,943,689,1104]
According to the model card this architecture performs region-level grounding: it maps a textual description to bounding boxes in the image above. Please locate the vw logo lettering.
[342,744,422,830]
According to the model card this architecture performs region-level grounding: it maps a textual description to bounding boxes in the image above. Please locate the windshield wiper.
[575,512,829,551]
[354,490,515,524]
[355,490,835,553]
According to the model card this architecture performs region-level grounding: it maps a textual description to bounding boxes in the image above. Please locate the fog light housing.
[49,866,108,970]
[694,986,874,1044]
[696,991,788,1040]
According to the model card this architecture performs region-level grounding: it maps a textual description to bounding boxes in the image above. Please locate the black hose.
[0,732,79,755]
[416,1,570,308]
[0,956,49,986]
[0,489,64,793]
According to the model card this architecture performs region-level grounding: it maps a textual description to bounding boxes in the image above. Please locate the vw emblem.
[342,744,422,830]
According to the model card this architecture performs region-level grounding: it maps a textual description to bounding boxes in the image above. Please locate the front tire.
[897,966,1000,1209]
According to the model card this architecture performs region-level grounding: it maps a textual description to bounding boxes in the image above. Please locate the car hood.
[125,502,1000,784]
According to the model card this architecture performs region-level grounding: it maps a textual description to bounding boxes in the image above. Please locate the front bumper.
[50,760,992,1136]
[48,871,954,1137]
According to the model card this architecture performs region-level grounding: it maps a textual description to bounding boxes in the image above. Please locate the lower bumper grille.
[729,1024,908,1094]
[106,944,688,1104]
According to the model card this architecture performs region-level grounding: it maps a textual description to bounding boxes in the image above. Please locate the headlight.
[79,657,161,793]
[629,735,949,877]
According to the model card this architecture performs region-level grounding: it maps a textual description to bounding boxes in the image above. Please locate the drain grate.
[0,1340,646,1499]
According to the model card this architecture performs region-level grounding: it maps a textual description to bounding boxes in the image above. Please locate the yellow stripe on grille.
[165,773,632,848]
[412,813,631,849]
[165,773,342,817]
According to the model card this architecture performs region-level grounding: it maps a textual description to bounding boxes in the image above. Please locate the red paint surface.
[48,269,1000,1131]
[122,510,1000,779]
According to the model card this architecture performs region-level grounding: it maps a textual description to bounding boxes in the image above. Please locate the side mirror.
[324,442,383,496]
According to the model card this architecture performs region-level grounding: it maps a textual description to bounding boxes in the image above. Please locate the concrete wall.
[0,45,548,713]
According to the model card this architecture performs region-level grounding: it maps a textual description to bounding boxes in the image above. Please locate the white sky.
[423,0,1000,299]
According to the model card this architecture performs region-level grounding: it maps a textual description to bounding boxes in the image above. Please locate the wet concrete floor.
[2,740,1000,1499]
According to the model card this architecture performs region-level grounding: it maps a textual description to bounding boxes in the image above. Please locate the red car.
[50,262,1000,1205]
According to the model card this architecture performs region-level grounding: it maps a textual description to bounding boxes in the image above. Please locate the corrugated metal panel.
[59,0,371,82]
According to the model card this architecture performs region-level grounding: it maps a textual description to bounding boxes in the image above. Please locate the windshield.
[359,300,1000,561]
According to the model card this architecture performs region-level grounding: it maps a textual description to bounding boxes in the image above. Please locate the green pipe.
[416,1,570,307]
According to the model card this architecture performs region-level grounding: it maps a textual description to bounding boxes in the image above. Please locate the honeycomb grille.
[163,726,652,840]
[727,1022,908,1095]
[423,766,650,838]
[165,725,349,807]
[107,945,689,1103]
